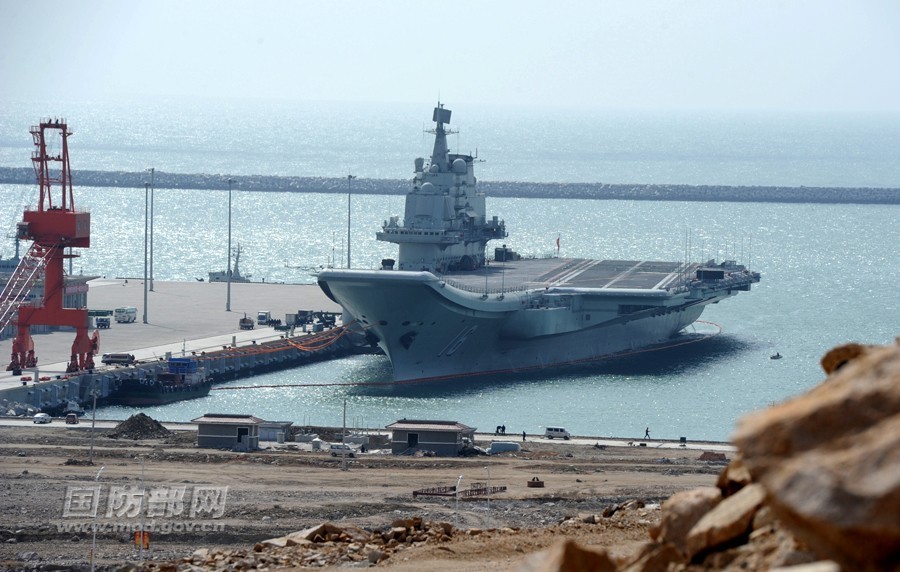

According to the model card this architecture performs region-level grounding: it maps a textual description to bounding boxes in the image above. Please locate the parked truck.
[239,314,254,330]
[257,310,271,325]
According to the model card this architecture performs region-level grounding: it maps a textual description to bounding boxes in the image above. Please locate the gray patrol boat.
[317,104,760,382]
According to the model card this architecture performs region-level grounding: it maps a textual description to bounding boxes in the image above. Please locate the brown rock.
[734,341,900,570]
[391,516,423,529]
[734,342,900,475]
[517,539,617,572]
[260,536,289,549]
[752,504,777,531]
[762,415,900,570]
[716,456,753,497]
[684,482,766,558]
[820,342,870,374]
[771,561,841,572]
[621,499,646,510]
[283,531,313,547]
[619,541,684,572]
[650,486,722,556]
[340,524,372,544]
[192,548,210,559]
[433,521,454,536]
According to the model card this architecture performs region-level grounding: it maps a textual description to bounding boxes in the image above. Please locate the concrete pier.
[0,279,344,412]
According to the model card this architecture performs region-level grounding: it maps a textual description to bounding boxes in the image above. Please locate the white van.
[329,443,355,457]
[114,306,137,323]
[544,426,571,440]
[101,353,136,366]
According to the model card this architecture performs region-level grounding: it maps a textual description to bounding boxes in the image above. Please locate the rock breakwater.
[1,167,898,204]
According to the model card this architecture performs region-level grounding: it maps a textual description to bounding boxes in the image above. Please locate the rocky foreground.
[129,340,899,572]
[1,340,897,572]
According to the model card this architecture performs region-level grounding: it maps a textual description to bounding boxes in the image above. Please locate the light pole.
[341,398,348,472]
[226,178,234,311]
[139,457,146,562]
[147,168,155,291]
[346,174,355,269]
[89,377,98,464]
[455,475,463,514]
[90,465,104,572]
[485,465,491,511]
[143,183,149,324]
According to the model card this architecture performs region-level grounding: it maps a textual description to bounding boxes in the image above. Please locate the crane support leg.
[8,326,36,373]
[67,327,97,372]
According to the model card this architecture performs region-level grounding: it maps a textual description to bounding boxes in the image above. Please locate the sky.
[1,0,899,112]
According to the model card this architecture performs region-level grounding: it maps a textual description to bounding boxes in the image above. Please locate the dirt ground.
[0,424,728,571]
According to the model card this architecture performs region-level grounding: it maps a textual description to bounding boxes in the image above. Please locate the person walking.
[522,431,526,442]
[644,427,651,439]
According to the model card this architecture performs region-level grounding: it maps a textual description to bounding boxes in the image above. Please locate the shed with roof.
[192,413,263,451]
[385,418,476,456]
[259,420,294,442]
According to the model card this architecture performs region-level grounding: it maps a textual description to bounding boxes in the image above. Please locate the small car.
[65,413,79,424]
[33,413,52,424]
[544,426,571,440]
[329,443,355,457]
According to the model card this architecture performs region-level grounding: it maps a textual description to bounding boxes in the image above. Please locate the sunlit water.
[0,98,897,441]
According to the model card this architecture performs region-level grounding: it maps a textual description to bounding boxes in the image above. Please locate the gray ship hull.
[318,258,749,381]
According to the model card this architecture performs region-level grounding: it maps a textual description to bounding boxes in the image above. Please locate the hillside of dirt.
[0,423,722,571]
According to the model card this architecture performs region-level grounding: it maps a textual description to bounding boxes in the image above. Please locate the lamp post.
[485,465,491,511]
[147,168,155,291]
[139,457,146,562]
[455,474,463,514]
[226,178,234,311]
[90,465,104,572]
[143,183,149,324]
[341,398,348,472]
[89,377,98,464]
[346,174,355,269]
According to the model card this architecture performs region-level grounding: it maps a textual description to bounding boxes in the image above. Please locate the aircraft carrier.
[318,104,761,382]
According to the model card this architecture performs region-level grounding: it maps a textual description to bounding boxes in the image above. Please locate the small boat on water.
[770,352,783,360]
[208,243,252,283]
[107,357,211,407]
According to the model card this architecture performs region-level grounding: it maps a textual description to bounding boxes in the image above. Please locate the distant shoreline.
[1,167,898,205]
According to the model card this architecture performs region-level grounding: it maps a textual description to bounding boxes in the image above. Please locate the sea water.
[0,98,897,441]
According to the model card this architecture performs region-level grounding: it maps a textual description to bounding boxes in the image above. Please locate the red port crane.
[2,118,98,374]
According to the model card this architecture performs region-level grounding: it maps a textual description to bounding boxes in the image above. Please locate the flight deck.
[440,258,697,293]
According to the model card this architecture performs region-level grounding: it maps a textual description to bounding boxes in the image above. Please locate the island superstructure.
[317,104,761,382]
